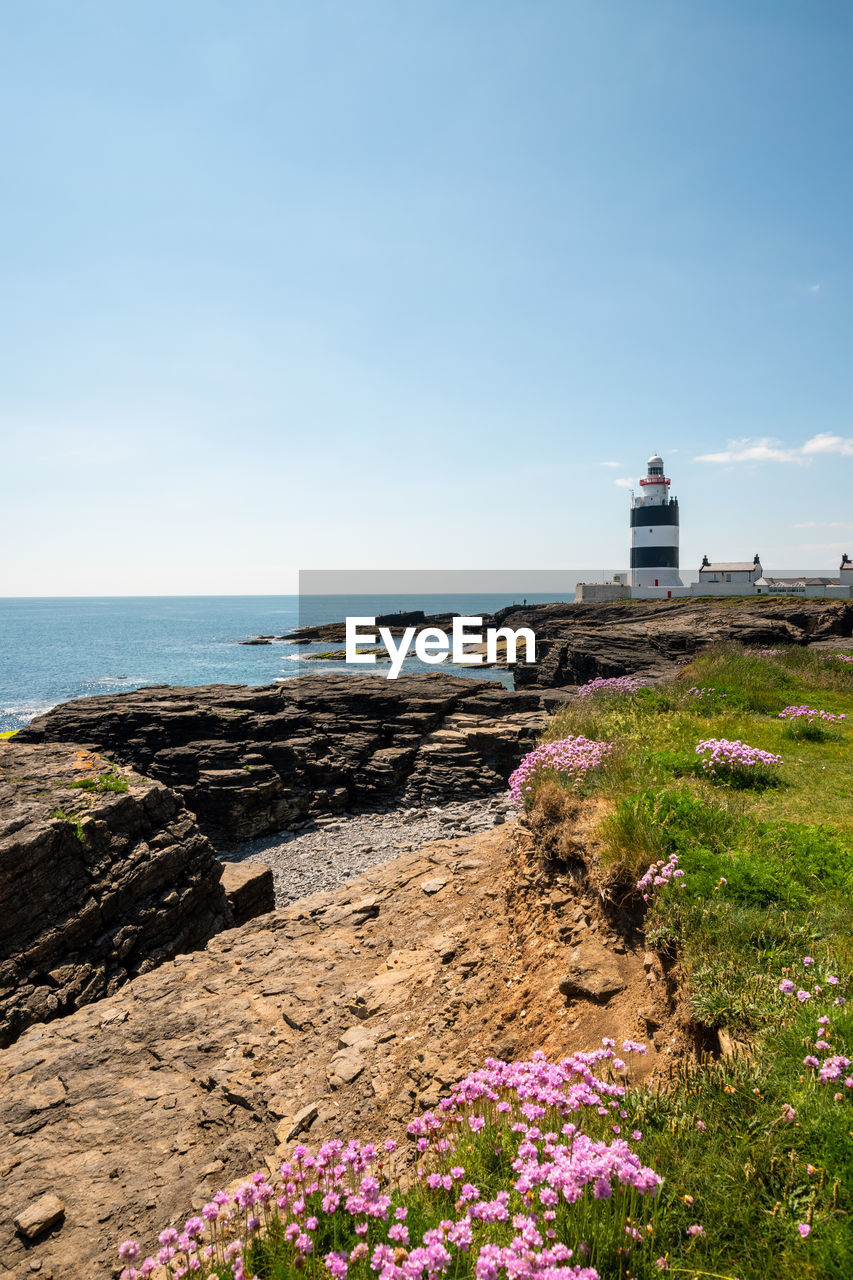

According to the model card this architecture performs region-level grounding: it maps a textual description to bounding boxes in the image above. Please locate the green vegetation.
[305,647,389,661]
[520,645,853,1276]
[49,808,86,842]
[68,770,130,794]
[0,729,18,739]
[45,771,129,841]
[542,647,853,836]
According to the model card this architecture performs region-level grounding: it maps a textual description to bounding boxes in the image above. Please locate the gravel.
[224,795,516,906]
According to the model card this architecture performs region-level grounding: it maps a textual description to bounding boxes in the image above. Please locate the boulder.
[285,1102,320,1140]
[220,861,275,925]
[14,1193,65,1239]
[558,940,627,1002]
[327,1050,366,1088]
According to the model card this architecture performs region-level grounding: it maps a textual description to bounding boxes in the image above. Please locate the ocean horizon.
[0,593,576,731]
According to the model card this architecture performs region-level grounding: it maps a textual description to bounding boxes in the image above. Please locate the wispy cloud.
[801,432,853,457]
[696,432,853,465]
[793,520,853,529]
[613,477,634,488]
[808,283,820,293]
[600,460,620,468]
[695,437,802,464]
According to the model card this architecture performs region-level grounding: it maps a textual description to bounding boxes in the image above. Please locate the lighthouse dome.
[648,453,664,468]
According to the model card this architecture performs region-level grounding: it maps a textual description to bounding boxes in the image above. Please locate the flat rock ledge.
[0,823,670,1280]
[0,742,230,1048]
[17,674,562,843]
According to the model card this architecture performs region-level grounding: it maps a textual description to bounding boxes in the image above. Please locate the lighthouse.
[630,453,683,588]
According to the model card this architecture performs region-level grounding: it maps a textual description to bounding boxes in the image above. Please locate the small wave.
[0,703,56,731]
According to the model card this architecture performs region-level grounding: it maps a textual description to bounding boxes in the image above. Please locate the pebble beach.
[226,794,516,906]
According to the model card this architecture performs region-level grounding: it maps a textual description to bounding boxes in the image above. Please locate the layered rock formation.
[0,741,230,1047]
[19,675,556,843]
[495,596,853,687]
[0,821,675,1279]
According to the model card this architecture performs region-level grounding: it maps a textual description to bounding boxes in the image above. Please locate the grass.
[46,771,130,841]
[513,643,853,1277]
[49,808,86,842]
[305,647,390,661]
[541,647,853,839]
[0,729,18,739]
[67,770,130,794]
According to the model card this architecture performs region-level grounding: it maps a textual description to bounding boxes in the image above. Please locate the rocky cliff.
[18,674,557,843]
[495,596,853,687]
[0,741,231,1048]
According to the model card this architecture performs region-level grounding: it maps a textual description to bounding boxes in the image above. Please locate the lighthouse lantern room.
[630,453,683,588]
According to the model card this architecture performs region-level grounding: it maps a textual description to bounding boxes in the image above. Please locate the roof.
[699,562,757,573]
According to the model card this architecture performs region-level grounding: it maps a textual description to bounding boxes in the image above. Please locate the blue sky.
[2,0,852,594]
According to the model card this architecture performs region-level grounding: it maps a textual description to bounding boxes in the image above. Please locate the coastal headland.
[1,597,851,1278]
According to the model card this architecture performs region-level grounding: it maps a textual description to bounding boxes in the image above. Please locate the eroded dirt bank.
[0,815,686,1279]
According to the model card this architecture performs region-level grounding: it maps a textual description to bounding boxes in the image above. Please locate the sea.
[0,594,574,732]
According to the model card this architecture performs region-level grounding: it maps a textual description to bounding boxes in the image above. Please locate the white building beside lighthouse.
[630,453,683,588]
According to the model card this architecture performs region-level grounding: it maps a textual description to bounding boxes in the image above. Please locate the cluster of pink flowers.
[508,736,613,806]
[409,1048,660,1272]
[680,686,727,703]
[778,706,846,724]
[778,961,851,1091]
[746,648,782,658]
[118,1048,661,1280]
[636,854,685,903]
[819,652,853,664]
[695,738,782,778]
[574,675,650,701]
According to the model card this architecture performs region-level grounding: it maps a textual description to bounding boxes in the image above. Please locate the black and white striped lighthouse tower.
[630,453,683,588]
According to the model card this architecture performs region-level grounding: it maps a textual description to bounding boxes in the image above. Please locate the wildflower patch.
[508,736,613,808]
[695,738,782,786]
